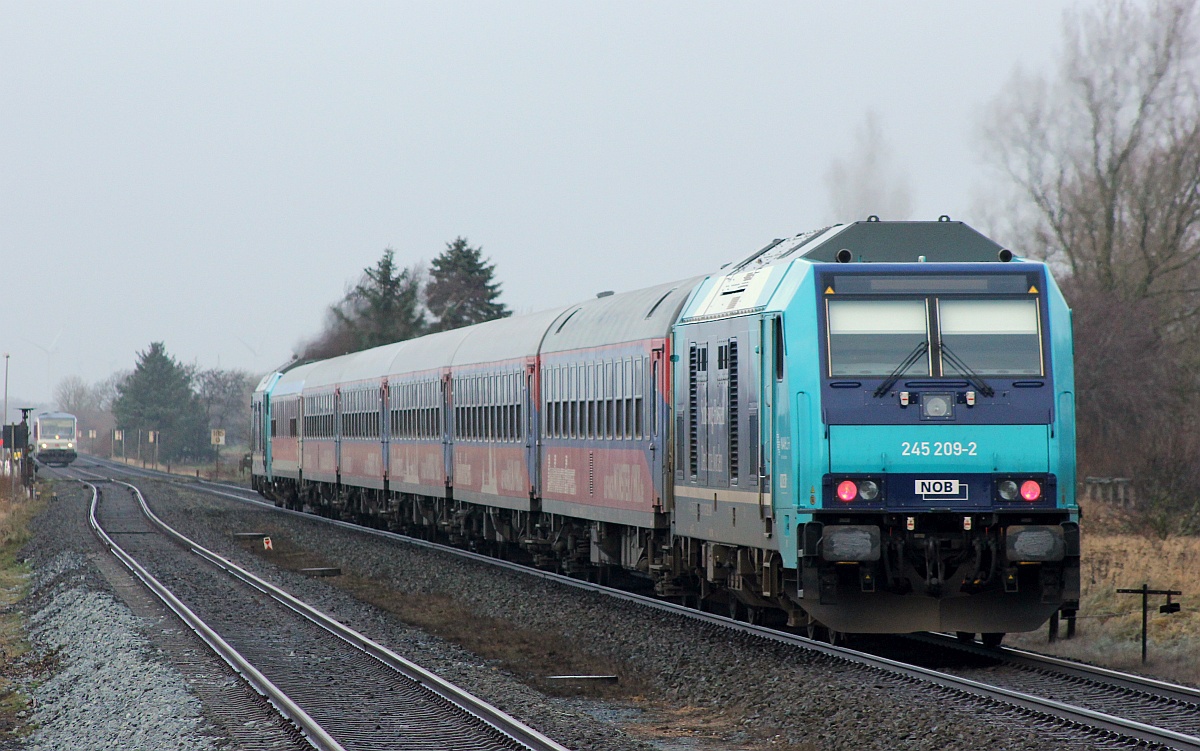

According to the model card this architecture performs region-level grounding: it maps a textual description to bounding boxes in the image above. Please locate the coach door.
[650,349,665,505]
[334,387,342,478]
[525,363,537,497]
[442,373,453,489]
[380,381,389,484]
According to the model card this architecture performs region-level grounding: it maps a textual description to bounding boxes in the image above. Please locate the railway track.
[68,464,570,751]
[68,456,1200,750]
[897,631,1200,713]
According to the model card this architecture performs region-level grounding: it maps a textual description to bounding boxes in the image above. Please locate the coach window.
[558,367,565,438]
[586,363,594,439]
[476,376,483,440]
[607,360,616,440]
[483,377,491,441]
[488,375,495,441]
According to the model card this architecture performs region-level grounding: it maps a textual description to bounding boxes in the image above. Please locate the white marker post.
[211,428,226,479]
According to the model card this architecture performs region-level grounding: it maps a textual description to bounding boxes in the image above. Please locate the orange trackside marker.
[263,537,273,551]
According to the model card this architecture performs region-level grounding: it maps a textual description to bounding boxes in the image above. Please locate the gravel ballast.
[6,474,1119,750]
[143,480,1106,751]
[9,485,220,751]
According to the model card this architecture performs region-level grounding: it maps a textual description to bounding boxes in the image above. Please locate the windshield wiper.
[873,341,930,398]
[939,341,995,397]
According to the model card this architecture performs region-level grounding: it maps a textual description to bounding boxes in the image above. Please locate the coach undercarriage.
[254,476,1077,636]
[256,475,800,616]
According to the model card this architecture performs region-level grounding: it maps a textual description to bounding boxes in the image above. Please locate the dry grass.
[108,454,251,483]
[0,481,46,737]
[1008,499,1200,685]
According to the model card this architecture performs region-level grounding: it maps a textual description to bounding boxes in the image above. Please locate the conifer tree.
[302,249,426,359]
[111,342,209,461]
[331,248,426,349]
[425,237,510,332]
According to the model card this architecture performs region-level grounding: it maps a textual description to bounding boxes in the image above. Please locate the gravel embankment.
[8,483,221,751]
[144,480,1104,751]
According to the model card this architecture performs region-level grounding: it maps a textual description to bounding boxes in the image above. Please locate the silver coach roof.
[383,326,474,377]
[452,306,571,366]
[541,277,704,354]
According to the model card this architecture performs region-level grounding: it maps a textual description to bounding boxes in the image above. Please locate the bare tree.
[195,368,257,445]
[54,375,98,414]
[823,111,914,222]
[985,0,1200,309]
[91,371,129,413]
[982,0,1200,531]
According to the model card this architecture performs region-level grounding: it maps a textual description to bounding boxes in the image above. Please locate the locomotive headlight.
[921,393,954,420]
[1020,480,1042,501]
[67,442,74,448]
[858,480,880,501]
[998,480,1019,501]
[836,480,858,502]
[40,443,47,449]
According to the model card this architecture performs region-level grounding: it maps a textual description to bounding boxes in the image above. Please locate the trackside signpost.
[1116,584,1182,663]
[211,429,225,479]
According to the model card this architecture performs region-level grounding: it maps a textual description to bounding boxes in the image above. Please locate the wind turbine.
[22,327,63,402]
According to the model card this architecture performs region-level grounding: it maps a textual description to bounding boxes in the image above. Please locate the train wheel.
[827,629,844,647]
[981,632,1005,648]
[805,622,827,641]
[727,598,742,621]
[955,631,975,644]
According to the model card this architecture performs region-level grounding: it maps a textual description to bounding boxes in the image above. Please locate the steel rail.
[101,476,571,751]
[84,480,345,751]
[914,631,1200,707]
[73,458,1200,750]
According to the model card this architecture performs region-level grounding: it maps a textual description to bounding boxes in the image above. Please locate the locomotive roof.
[541,277,703,354]
[37,411,75,419]
[729,219,1010,270]
[801,219,1008,264]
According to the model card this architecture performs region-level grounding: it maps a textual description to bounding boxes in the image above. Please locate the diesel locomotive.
[252,218,1079,640]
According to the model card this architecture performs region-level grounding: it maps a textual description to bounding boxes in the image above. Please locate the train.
[33,411,78,466]
[252,218,1079,641]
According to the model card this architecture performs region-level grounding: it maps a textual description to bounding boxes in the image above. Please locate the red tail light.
[1020,480,1042,501]
[837,480,858,502]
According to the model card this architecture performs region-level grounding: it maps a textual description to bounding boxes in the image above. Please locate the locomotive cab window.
[824,280,1045,378]
[827,299,930,377]
[938,299,1042,376]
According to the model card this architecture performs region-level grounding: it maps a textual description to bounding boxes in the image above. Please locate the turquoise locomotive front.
[674,221,1079,635]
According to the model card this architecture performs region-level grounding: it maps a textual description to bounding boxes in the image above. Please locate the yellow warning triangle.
[1028,285,1039,294]
[825,286,835,294]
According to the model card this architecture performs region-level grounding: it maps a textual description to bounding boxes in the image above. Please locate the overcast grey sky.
[1,2,1072,412]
